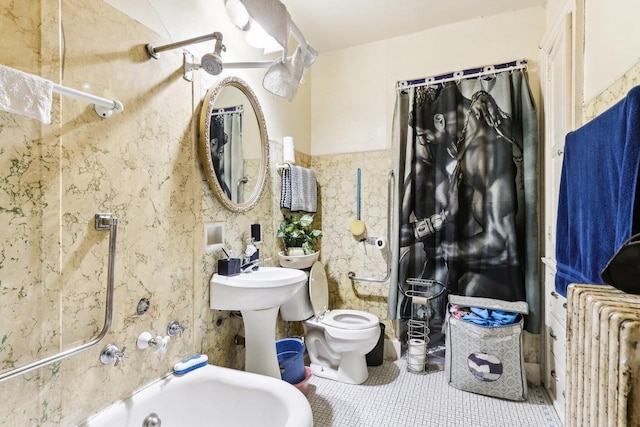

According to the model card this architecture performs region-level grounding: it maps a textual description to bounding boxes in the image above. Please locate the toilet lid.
[322,309,379,330]
[309,261,329,317]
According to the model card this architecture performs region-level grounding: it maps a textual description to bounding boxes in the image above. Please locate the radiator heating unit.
[565,284,640,426]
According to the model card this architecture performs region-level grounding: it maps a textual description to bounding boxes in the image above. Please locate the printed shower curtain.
[209,107,244,202]
[388,70,540,362]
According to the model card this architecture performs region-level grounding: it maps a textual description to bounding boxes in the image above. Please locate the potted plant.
[277,214,322,256]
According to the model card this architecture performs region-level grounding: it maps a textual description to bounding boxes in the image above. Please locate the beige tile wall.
[0,0,287,425]
[311,150,395,336]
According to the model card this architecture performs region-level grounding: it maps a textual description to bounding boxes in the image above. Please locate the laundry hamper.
[444,295,528,401]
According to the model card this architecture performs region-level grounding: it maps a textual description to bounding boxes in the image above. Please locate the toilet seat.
[308,261,379,330]
[309,261,329,317]
[322,309,379,330]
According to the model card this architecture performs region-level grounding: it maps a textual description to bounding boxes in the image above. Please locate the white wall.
[583,0,640,101]
[310,6,546,156]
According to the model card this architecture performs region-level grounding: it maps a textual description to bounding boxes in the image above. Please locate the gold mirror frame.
[199,76,269,212]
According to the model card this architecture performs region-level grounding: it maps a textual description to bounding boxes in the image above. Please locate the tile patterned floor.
[306,358,562,427]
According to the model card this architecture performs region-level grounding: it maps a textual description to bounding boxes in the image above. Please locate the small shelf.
[278,251,319,269]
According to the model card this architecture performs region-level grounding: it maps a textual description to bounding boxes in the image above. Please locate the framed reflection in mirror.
[199,76,268,212]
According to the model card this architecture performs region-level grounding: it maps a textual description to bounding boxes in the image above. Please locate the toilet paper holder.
[360,236,386,249]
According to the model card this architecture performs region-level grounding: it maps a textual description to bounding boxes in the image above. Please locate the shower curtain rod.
[211,105,244,115]
[396,59,527,91]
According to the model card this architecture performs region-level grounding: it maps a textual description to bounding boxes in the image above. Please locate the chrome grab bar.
[0,213,119,383]
[348,170,394,283]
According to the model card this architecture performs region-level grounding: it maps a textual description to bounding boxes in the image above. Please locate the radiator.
[566,284,640,427]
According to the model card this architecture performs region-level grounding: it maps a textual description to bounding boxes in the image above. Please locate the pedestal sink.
[210,267,307,379]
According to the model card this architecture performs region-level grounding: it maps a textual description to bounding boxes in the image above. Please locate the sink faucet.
[241,239,259,272]
[241,258,260,273]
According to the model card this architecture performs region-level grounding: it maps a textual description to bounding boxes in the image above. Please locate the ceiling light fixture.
[224,0,318,101]
[144,0,317,101]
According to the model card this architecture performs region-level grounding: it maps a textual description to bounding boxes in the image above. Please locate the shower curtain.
[388,69,540,361]
[209,106,244,202]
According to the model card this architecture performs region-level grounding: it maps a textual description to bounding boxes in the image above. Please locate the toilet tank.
[280,279,314,321]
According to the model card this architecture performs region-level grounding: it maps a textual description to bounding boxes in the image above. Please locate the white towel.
[0,65,53,124]
[263,47,304,102]
[263,44,318,102]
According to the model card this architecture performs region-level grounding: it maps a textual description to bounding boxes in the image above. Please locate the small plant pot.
[287,247,305,256]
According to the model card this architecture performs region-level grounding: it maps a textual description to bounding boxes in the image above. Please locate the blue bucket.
[276,338,305,384]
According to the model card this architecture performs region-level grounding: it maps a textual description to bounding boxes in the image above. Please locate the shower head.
[201,53,224,76]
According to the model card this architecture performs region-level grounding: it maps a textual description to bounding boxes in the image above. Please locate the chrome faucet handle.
[100,344,128,366]
[114,346,128,366]
[167,320,187,337]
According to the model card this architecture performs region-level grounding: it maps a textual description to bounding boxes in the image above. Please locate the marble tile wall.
[0,1,63,424]
[0,0,288,425]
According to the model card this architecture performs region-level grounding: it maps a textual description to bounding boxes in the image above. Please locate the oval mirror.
[199,76,269,212]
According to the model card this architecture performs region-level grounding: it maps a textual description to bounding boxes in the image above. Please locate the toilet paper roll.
[412,296,428,306]
[283,136,295,164]
[407,339,426,372]
[408,338,426,352]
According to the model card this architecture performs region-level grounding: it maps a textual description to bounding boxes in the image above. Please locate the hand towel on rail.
[0,65,52,124]
[280,166,293,210]
[280,165,317,213]
[555,86,640,297]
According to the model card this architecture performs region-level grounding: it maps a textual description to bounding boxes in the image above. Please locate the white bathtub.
[79,364,313,427]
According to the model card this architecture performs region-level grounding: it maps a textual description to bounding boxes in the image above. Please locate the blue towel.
[555,86,640,296]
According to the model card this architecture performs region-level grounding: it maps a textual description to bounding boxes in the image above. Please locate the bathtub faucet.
[167,320,187,337]
[100,344,128,366]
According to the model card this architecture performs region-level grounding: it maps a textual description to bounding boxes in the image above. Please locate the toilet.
[280,261,381,384]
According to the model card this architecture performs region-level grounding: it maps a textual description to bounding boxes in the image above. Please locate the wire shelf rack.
[405,278,445,373]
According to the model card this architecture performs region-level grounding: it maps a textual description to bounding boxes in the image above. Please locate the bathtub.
[79,364,313,427]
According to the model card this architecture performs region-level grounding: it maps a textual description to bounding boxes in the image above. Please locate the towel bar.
[276,163,292,172]
[52,83,124,118]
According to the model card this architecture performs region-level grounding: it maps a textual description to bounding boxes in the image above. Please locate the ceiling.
[280,0,547,52]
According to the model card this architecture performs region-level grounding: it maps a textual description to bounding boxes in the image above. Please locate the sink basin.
[211,267,307,311]
[210,267,307,379]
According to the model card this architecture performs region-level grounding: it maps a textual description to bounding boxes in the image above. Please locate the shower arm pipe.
[348,170,394,283]
[224,61,273,69]
[290,21,308,53]
[146,32,224,59]
[52,83,124,118]
[0,213,119,383]
[184,58,273,77]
